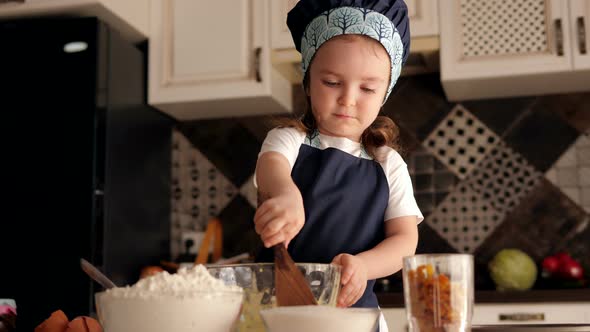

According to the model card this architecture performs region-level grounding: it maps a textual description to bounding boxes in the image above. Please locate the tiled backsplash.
[172,73,590,291]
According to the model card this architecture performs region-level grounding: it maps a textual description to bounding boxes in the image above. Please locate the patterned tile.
[408,147,459,216]
[536,92,590,134]
[383,74,453,141]
[424,104,501,179]
[503,107,579,172]
[474,178,589,268]
[462,97,534,137]
[217,195,260,258]
[178,120,261,187]
[546,132,590,213]
[427,182,505,253]
[467,141,543,216]
[239,174,258,208]
[237,115,276,143]
[415,222,458,255]
[170,129,238,259]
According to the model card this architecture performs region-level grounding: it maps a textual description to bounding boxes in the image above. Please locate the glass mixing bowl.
[207,263,341,332]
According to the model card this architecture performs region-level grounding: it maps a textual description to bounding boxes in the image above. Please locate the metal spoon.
[80,258,117,289]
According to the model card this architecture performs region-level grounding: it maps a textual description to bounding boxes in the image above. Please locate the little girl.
[254,1,423,330]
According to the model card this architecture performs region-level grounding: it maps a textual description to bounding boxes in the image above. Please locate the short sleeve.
[254,127,305,187]
[379,147,424,224]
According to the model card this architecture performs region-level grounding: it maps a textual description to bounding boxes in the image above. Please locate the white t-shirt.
[256,127,424,223]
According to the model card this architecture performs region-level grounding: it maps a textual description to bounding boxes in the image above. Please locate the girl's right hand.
[254,190,305,248]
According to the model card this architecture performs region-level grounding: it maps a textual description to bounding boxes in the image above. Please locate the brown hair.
[272,34,402,161]
[271,95,402,161]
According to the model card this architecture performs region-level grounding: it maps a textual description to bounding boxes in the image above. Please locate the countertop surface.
[471,325,590,331]
[377,288,590,307]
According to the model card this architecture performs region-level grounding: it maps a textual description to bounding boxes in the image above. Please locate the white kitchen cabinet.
[406,0,439,37]
[570,0,590,69]
[440,0,590,101]
[473,302,590,325]
[383,302,590,331]
[271,0,299,49]
[149,0,292,120]
[270,0,439,49]
[0,0,148,43]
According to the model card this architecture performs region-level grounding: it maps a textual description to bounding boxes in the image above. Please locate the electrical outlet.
[180,231,213,255]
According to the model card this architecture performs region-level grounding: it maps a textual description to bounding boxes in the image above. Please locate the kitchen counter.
[377,288,590,307]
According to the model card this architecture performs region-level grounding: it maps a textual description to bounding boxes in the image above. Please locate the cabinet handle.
[499,313,545,322]
[254,47,262,82]
[554,18,564,56]
[578,17,587,55]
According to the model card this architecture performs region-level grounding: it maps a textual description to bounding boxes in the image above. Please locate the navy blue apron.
[257,131,389,309]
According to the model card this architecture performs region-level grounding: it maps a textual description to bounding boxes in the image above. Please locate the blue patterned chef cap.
[287,0,410,103]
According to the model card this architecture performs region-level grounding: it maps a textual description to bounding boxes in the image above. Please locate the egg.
[34,310,69,332]
[64,316,102,332]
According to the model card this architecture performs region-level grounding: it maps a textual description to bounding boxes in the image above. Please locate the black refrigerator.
[0,17,174,330]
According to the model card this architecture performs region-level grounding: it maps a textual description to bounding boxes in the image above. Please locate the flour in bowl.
[96,264,243,332]
[104,264,242,299]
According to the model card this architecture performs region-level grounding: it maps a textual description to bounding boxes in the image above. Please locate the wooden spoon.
[274,244,317,306]
[257,190,316,306]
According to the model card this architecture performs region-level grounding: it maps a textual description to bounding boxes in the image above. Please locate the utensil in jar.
[80,258,116,289]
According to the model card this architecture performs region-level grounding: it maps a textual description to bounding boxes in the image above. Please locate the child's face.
[307,35,390,142]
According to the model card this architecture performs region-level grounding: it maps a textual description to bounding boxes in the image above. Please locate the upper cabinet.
[570,0,590,70]
[271,0,299,49]
[270,0,439,49]
[149,0,292,120]
[440,0,590,101]
[406,0,439,37]
[0,0,149,43]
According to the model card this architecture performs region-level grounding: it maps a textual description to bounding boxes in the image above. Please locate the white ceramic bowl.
[95,290,243,332]
[259,305,380,332]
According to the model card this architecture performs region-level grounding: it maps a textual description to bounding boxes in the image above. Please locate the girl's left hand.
[331,253,368,307]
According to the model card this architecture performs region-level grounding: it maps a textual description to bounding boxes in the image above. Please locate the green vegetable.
[488,249,538,291]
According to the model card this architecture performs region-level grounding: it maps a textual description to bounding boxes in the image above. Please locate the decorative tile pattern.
[462,97,534,137]
[383,75,453,141]
[170,129,237,258]
[217,195,260,258]
[427,182,504,253]
[467,141,543,216]
[407,147,459,216]
[534,92,590,134]
[503,107,579,172]
[546,132,590,213]
[240,174,258,208]
[178,120,261,187]
[474,179,589,270]
[424,104,500,179]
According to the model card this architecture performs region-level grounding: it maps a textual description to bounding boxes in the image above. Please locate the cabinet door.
[473,303,590,325]
[153,0,255,88]
[406,0,439,37]
[570,0,590,69]
[440,0,573,80]
[149,0,292,119]
[271,0,299,49]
